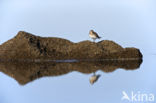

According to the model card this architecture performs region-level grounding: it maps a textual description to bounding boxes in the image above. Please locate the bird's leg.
[93,72,96,76]
[93,38,95,42]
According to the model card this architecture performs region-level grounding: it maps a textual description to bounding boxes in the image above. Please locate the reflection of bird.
[89,72,101,85]
[89,30,101,42]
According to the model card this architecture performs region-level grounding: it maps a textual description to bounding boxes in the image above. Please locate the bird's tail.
[97,74,101,78]
[98,36,101,39]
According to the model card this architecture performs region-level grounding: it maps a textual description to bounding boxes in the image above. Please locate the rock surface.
[0,31,142,60]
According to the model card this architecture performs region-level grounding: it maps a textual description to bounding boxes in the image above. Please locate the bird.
[89,72,101,85]
[89,30,101,42]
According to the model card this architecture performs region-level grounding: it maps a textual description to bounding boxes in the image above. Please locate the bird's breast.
[89,34,97,39]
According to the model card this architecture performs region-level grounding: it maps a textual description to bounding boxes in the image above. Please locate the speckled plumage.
[89,30,101,42]
[89,74,101,85]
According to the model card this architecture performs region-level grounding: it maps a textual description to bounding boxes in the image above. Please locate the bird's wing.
[93,31,98,35]
[93,31,101,38]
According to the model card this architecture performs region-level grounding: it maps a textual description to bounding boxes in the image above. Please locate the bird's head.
[89,30,94,33]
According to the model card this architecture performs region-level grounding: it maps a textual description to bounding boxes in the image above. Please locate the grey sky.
[0,0,156,53]
[0,1,156,103]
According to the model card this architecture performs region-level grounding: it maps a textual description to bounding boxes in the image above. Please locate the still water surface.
[0,54,155,103]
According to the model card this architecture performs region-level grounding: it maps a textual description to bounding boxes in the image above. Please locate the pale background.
[0,0,156,54]
[0,0,156,103]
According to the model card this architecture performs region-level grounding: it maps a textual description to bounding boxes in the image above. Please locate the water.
[0,0,156,103]
[0,54,155,103]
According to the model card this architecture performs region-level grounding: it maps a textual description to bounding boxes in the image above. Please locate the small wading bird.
[89,30,101,42]
[89,72,101,85]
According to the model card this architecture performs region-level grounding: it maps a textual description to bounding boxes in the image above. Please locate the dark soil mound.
[0,31,142,60]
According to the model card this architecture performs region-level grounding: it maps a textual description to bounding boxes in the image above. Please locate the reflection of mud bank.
[0,59,142,85]
[0,31,142,60]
